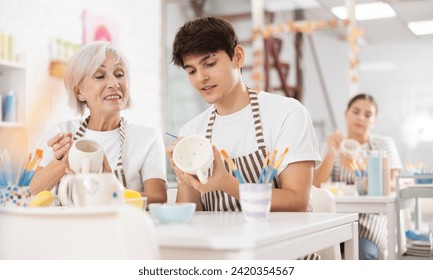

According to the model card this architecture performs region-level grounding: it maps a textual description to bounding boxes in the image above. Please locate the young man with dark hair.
[168,16,320,214]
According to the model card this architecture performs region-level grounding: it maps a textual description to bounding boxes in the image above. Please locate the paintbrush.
[165,132,178,139]
[258,150,270,183]
[266,147,289,183]
[220,149,245,184]
[264,149,278,182]
[22,149,44,186]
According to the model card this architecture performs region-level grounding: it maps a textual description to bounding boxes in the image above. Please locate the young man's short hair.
[172,16,239,68]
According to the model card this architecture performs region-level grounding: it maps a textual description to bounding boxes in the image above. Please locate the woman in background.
[30,41,167,204]
[314,93,402,259]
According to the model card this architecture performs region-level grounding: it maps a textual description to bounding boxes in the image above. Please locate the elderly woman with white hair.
[30,41,167,204]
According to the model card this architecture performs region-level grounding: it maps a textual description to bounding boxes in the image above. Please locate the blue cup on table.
[355,176,368,195]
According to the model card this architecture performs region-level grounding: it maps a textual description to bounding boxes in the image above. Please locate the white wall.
[0,0,163,149]
[359,41,433,170]
[304,34,433,171]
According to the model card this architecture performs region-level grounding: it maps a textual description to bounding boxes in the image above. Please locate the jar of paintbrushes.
[1,149,43,207]
[351,159,367,195]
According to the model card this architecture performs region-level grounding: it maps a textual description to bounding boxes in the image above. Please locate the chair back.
[310,186,342,260]
[0,206,159,259]
[310,186,336,212]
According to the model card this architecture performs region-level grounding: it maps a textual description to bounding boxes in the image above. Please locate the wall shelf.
[0,60,26,70]
[0,60,27,164]
[0,121,25,128]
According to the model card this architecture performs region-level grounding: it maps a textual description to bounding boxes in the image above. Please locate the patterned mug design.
[1,185,31,207]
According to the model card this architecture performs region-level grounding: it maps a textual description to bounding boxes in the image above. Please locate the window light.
[408,20,433,35]
[331,2,396,21]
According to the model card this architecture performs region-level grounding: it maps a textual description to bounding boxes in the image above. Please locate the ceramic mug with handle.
[57,173,124,207]
[173,135,214,184]
[68,139,104,174]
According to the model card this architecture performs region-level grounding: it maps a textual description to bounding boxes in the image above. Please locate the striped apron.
[202,90,278,211]
[203,90,318,260]
[332,138,387,257]
[72,116,127,187]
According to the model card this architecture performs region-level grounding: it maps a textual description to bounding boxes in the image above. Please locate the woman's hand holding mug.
[339,138,361,169]
[47,132,73,162]
[326,131,344,156]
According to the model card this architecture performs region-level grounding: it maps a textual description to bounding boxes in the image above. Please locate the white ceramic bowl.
[172,135,214,184]
[148,203,196,224]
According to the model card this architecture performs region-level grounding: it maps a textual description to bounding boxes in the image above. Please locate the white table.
[335,194,412,259]
[155,212,358,260]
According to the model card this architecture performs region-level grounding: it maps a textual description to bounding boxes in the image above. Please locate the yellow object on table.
[30,191,55,207]
[124,189,145,209]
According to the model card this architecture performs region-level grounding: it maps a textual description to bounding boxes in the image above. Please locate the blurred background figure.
[314,93,402,259]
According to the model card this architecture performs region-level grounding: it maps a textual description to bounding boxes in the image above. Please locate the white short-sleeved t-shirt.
[179,91,321,175]
[37,119,167,191]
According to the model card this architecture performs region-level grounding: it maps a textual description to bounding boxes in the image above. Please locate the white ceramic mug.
[58,173,124,207]
[340,139,360,158]
[68,139,104,174]
[173,135,214,184]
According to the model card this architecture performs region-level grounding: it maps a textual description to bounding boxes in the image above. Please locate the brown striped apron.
[72,115,127,187]
[202,90,279,212]
[203,90,319,260]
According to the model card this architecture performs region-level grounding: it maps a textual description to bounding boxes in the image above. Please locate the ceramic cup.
[173,135,214,184]
[57,173,124,207]
[239,183,272,222]
[340,139,360,158]
[68,139,104,174]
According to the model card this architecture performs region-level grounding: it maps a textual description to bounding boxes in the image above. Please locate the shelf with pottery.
[0,60,27,165]
[0,60,25,70]
[0,60,26,127]
[0,121,25,128]
[396,174,433,260]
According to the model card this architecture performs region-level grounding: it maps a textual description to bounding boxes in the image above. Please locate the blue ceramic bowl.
[148,203,196,224]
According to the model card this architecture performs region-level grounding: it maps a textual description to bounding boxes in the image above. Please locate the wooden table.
[155,211,358,260]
